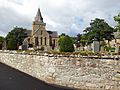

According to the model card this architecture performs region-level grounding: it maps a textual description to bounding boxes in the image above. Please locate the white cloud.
[0,0,120,36]
[0,7,31,36]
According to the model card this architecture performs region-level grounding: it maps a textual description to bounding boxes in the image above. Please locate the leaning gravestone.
[92,39,100,53]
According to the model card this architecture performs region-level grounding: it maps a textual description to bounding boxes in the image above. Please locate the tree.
[59,33,66,37]
[80,35,87,47]
[58,33,66,46]
[0,36,5,49]
[58,35,74,52]
[6,27,27,50]
[0,36,4,44]
[83,18,115,45]
[114,13,120,31]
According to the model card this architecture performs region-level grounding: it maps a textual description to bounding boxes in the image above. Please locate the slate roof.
[26,30,58,38]
[26,30,32,36]
[47,31,58,38]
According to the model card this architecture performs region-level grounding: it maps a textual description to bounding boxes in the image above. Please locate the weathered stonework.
[0,51,120,90]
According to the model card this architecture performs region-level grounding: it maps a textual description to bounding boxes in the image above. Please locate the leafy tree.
[59,33,66,37]
[58,35,74,52]
[0,36,4,44]
[6,38,17,50]
[80,35,87,47]
[114,13,120,31]
[0,36,5,49]
[83,18,115,45]
[58,33,66,46]
[6,27,27,50]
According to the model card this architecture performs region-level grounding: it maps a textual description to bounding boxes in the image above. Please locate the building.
[23,8,58,51]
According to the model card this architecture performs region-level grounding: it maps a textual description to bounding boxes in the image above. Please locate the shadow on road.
[0,62,78,90]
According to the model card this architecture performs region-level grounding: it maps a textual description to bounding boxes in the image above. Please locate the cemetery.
[0,9,120,57]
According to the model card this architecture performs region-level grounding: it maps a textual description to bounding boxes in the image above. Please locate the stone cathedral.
[23,8,58,51]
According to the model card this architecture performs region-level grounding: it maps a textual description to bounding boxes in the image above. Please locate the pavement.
[0,63,76,90]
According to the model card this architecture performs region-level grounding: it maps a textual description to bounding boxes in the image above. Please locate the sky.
[0,0,120,37]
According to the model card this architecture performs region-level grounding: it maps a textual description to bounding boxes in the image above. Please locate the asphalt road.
[0,63,76,90]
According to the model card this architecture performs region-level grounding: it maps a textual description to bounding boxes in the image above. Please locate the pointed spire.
[35,8,43,22]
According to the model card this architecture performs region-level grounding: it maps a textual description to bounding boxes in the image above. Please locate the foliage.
[70,37,76,44]
[78,51,95,56]
[110,47,115,52]
[80,35,87,47]
[58,35,75,52]
[73,34,87,49]
[111,52,118,55]
[79,51,88,56]
[48,50,101,56]
[59,33,66,37]
[75,33,81,48]
[0,36,5,49]
[40,46,44,51]
[0,36,4,44]
[16,50,33,53]
[6,39,17,50]
[83,18,115,45]
[6,27,27,50]
[105,46,115,52]
[58,33,65,46]
[114,13,120,31]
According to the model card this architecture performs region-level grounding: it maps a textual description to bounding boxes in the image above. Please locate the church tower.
[32,8,46,36]
[31,8,58,51]
[32,8,48,49]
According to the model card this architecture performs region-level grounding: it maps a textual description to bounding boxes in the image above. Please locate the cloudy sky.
[0,0,120,36]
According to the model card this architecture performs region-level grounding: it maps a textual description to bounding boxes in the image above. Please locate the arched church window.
[41,37,43,45]
[53,39,55,46]
[45,37,47,45]
[49,36,52,46]
[35,37,39,46]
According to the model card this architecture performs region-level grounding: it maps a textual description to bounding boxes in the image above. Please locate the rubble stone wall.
[0,52,120,90]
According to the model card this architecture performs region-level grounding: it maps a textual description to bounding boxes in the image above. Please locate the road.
[0,63,76,90]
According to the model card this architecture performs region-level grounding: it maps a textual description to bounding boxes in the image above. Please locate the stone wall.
[0,51,120,90]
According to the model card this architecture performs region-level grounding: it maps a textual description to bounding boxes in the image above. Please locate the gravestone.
[22,38,28,50]
[100,46,105,53]
[18,46,22,50]
[87,44,92,51]
[2,40,7,50]
[92,39,100,53]
[115,44,120,54]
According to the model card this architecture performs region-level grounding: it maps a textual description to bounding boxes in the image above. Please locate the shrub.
[59,35,75,52]
[41,46,44,51]
[79,51,88,56]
